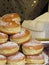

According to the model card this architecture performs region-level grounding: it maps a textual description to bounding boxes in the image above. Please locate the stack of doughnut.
[0,13,45,65]
[22,40,44,65]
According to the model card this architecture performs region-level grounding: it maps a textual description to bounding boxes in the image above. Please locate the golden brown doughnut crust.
[26,53,44,64]
[0,41,19,56]
[2,13,20,20]
[26,53,44,60]
[0,32,8,44]
[22,40,44,50]
[0,41,19,49]
[10,28,31,44]
[0,17,21,34]
[2,13,21,23]
[7,52,25,65]
[0,32,6,37]
[0,55,7,65]
[0,18,20,28]
[10,28,30,39]
[0,32,8,39]
[22,40,44,55]
[7,52,25,61]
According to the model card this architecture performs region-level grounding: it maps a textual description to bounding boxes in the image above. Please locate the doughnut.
[26,53,44,64]
[0,17,21,34]
[10,28,31,44]
[0,55,6,65]
[0,41,19,56]
[7,52,25,65]
[0,32,8,44]
[2,13,21,23]
[22,40,44,55]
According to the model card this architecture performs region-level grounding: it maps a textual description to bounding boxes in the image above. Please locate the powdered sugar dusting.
[12,18,20,24]
[23,40,42,46]
[8,52,25,60]
[0,41,18,48]
[0,20,8,26]
[0,55,6,59]
[0,32,6,36]
[27,53,44,59]
[13,28,25,37]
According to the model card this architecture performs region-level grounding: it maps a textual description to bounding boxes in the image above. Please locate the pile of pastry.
[0,13,45,65]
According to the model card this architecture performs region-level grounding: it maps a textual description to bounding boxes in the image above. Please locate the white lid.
[35,12,49,22]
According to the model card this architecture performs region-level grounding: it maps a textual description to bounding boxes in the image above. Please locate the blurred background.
[0,0,48,21]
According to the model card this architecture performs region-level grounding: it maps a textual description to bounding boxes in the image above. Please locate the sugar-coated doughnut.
[7,52,25,65]
[26,53,44,64]
[0,41,19,56]
[0,32,8,44]
[10,28,31,44]
[2,13,21,23]
[0,17,21,34]
[0,55,6,65]
[22,40,44,55]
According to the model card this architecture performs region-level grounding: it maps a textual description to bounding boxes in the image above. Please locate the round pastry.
[0,41,19,56]
[7,52,25,65]
[10,28,31,44]
[26,53,44,64]
[0,55,6,65]
[2,13,21,23]
[0,17,21,34]
[22,40,44,55]
[0,32,8,44]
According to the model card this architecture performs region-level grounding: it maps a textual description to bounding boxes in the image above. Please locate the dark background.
[0,0,48,21]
